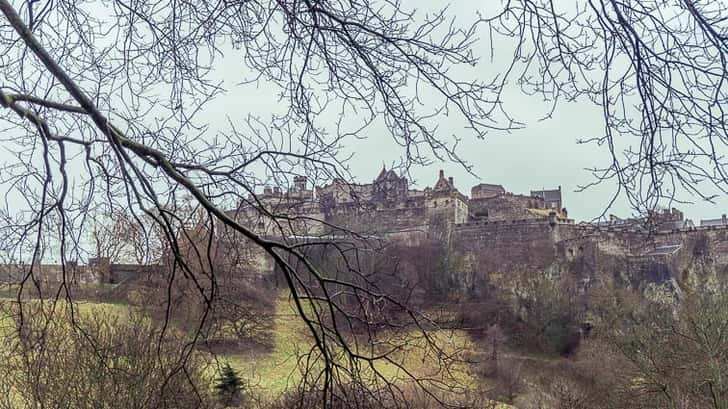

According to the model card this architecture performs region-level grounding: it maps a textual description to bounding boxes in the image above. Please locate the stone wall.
[0,261,164,286]
[450,219,559,276]
[552,224,728,293]
[0,263,103,285]
[469,194,546,221]
[239,205,728,299]
[325,205,429,234]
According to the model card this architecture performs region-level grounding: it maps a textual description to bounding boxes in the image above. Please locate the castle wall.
[231,202,328,236]
[469,194,545,221]
[553,224,728,292]
[325,206,429,234]
[0,263,103,285]
[14,166,723,301]
[451,219,559,275]
[559,224,728,260]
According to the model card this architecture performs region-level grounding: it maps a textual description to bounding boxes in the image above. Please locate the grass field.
[225,295,479,398]
[0,291,516,408]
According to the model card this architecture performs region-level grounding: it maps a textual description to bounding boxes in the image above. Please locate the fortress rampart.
[5,168,728,294]
[226,169,728,293]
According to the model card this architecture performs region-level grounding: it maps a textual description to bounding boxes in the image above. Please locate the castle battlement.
[9,169,728,295]
[235,168,565,237]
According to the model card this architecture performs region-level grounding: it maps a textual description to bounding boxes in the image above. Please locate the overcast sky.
[6,0,719,225]
[189,1,727,223]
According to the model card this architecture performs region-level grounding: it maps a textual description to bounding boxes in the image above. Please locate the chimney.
[448,176,454,186]
[439,169,444,179]
[723,214,727,225]
[273,187,281,196]
[263,186,273,195]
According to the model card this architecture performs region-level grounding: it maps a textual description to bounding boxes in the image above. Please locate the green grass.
[0,297,128,335]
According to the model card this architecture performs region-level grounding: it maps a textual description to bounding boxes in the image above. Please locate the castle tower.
[426,169,468,225]
[372,165,408,204]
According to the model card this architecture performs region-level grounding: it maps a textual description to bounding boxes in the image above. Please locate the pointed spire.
[376,163,388,181]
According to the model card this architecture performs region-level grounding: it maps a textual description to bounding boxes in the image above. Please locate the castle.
[232,167,570,239]
[230,168,728,295]
[5,168,728,296]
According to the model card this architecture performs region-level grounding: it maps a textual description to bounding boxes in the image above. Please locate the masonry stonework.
[234,169,728,295]
[6,169,728,295]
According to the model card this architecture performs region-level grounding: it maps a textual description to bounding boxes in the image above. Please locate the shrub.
[541,319,581,356]
[270,382,494,409]
[0,302,215,409]
[484,356,524,404]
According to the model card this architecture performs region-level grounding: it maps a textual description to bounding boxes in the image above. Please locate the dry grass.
[225,294,497,405]
[0,292,521,408]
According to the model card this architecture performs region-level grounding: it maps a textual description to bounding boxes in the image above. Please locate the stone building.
[218,169,575,281]
[471,183,506,199]
[7,167,728,298]
[700,214,728,227]
[228,169,728,298]
[531,187,563,210]
[230,168,563,239]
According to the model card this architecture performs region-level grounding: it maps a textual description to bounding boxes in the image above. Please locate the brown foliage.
[0,302,214,409]
[268,381,498,409]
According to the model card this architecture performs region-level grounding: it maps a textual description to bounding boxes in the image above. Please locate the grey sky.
[0,0,725,265]
[2,0,723,226]
[196,1,728,223]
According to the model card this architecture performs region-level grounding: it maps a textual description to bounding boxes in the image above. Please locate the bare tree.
[1,0,726,406]
[0,0,502,406]
[88,208,165,264]
[484,0,728,214]
[571,283,728,409]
